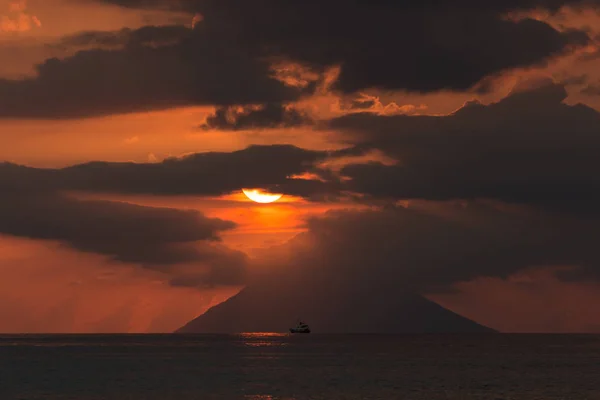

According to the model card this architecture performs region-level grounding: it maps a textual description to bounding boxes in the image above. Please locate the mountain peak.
[177,272,494,334]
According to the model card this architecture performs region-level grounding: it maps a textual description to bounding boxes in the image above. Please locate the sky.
[2,0,600,333]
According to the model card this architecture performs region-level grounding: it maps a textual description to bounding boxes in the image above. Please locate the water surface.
[0,333,599,399]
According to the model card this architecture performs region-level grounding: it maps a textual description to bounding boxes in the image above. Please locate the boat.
[289,320,311,333]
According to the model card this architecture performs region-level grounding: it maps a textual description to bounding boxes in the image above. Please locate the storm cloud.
[56,25,191,50]
[201,103,312,131]
[0,143,338,281]
[328,79,600,216]
[95,0,591,93]
[102,0,600,12]
[262,201,600,293]
[0,144,343,203]
[0,1,595,118]
[56,144,332,197]
[0,143,347,284]
[0,192,247,285]
[0,146,350,286]
[581,83,600,95]
[0,25,309,119]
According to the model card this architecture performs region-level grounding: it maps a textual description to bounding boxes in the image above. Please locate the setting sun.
[2,1,600,397]
[241,188,284,204]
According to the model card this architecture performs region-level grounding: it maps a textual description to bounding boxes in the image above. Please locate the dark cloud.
[348,99,378,110]
[581,83,600,95]
[557,73,588,85]
[0,143,374,287]
[200,103,312,131]
[0,145,339,199]
[577,33,600,61]
[0,144,350,284]
[328,79,600,216]
[0,146,346,285]
[167,243,248,287]
[0,162,56,194]
[1,0,593,119]
[96,0,591,94]
[57,145,332,197]
[0,144,349,285]
[0,25,309,119]
[56,25,191,49]
[99,0,600,15]
[0,192,247,285]
[262,201,600,293]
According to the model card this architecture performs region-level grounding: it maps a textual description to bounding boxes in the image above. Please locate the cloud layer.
[2,0,600,332]
[0,144,336,286]
[0,192,248,286]
[0,25,309,118]
[201,103,312,131]
[97,0,591,94]
[0,0,596,118]
[261,201,600,293]
[330,79,600,216]
[0,144,342,202]
[57,144,331,196]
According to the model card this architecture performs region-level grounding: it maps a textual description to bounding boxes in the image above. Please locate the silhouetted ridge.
[177,271,494,333]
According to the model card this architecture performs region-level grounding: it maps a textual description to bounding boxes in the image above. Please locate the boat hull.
[289,328,310,333]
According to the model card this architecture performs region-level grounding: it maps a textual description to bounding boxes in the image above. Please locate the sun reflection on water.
[239,332,289,347]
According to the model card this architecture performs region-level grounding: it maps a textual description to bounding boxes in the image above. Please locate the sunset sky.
[2,0,600,333]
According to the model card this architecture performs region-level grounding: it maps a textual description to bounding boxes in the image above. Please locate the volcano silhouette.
[177,269,494,333]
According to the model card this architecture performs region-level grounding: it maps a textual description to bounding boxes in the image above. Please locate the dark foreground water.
[0,334,599,400]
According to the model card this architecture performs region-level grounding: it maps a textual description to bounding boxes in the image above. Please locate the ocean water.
[0,334,599,400]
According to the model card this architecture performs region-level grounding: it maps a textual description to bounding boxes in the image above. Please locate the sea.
[0,333,599,400]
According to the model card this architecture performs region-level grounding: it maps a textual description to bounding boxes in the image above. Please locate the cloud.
[0,25,311,118]
[56,25,190,50]
[0,149,278,286]
[259,201,600,294]
[341,94,428,115]
[95,0,591,93]
[1,0,41,33]
[0,143,339,201]
[0,144,347,286]
[348,98,377,111]
[0,192,248,285]
[328,78,600,216]
[0,0,594,119]
[98,0,600,16]
[54,144,333,197]
[581,82,600,94]
[556,72,588,85]
[200,103,312,131]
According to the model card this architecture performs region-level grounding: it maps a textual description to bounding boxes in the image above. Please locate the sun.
[242,188,283,204]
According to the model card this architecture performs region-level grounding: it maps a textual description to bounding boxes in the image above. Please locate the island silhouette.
[177,269,494,333]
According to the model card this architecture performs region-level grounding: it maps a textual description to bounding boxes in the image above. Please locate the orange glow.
[0,1,41,33]
[66,191,367,258]
[0,105,346,167]
[318,149,399,172]
[0,236,238,333]
[242,188,284,204]
[429,267,600,333]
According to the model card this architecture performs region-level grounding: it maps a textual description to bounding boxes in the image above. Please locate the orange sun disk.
[241,188,284,204]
